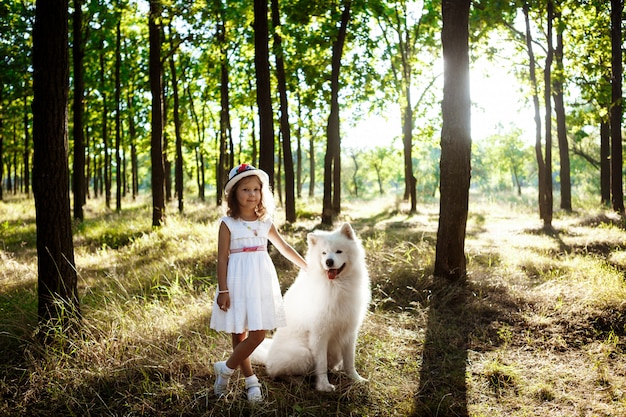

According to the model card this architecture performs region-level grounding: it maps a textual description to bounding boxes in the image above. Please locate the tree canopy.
[0,0,623,219]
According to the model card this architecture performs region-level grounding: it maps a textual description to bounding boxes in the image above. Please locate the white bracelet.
[218,290,229,294]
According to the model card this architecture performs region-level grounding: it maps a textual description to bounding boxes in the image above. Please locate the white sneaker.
[214,361,233,398]
[245,375,263,402]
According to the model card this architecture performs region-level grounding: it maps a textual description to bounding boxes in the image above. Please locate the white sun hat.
[224,163,269,196]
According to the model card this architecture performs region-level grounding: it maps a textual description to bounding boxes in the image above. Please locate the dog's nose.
[326,259,334,267]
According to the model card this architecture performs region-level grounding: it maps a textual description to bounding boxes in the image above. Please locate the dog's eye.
[322,251,327,255]
[336,250,342,254]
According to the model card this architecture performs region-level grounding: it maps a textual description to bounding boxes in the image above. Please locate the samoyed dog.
[253,223,371,391]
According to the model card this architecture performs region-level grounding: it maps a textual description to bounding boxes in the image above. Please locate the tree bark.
[434,0,471,281]
[32,0,80,327]
[542,0,554,227]
[553,14,571,212]
[271,0,296,222]
[254,0,275,188]
[168,32,184,214]
[600,119,610,205]
[126,89,139,200]
[523,3,548,225]
[23,94,31,195]
[115,20,122,212]
[0,95,3,200]
[610,0,624,213]
[72,0,85,220]
[149,0,165,226]
[323,0,351,225]
[99,48,111,210]
[216,8,230,205]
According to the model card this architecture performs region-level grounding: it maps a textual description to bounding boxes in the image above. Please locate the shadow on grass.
[414,278,470,417]
[410,272,525,416]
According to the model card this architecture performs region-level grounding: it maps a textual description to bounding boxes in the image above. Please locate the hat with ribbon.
[224,163,269,196]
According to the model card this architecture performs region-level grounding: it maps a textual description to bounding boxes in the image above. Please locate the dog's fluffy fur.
[252,223,371,391]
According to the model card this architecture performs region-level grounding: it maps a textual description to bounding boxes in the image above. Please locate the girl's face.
[235,176,262,212]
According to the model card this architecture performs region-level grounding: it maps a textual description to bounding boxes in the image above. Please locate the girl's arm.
[268,223,307,270]
[216,221,231,310]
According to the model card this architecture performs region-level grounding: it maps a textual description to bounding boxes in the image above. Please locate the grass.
[0,192,625,416]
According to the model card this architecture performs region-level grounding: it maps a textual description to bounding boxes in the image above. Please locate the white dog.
[252,223,371,391]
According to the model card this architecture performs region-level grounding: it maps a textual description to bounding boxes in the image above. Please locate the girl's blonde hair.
[225,174,275,220]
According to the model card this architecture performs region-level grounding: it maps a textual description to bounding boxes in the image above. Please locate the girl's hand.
[217,292,230,311]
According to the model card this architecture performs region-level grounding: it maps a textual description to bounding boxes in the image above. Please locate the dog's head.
[307,223,358,280]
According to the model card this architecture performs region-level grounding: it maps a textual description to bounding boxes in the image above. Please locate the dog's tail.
[250,338,273,364]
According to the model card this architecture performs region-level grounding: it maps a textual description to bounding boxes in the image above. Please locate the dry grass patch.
[1,194,626,416]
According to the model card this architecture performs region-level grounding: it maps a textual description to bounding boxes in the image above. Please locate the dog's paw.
[349,372,368,383]
[316,382,336,392]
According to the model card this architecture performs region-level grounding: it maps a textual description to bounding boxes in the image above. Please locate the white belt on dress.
[229,245,267,254]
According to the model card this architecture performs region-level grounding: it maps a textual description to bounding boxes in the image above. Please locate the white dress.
[209,216,286,334]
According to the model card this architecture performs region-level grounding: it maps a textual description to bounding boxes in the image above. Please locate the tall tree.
[322,0,351,226]
[216,2,231,205]
[0,95,3,200]
[610,0,624,213]
[32,0,80,327]
[99,46,111,209]
[72,0,85,220]
[271,0,296,223]
[522,3,549,227]
[149,0,166,226]
[600,119,610,205]
[254,0,275,188]
[542,0,554,227]
[434,0,471,281]
[115,19,122,212]
[371,1,438,214]
[553,8,571,212]
[168,29,184,214]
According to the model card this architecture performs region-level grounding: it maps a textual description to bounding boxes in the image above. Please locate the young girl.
[210,163,307,402]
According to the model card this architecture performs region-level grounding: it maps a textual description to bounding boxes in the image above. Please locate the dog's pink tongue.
[327,269,338,280]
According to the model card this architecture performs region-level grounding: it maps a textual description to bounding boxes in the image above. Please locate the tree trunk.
[610,0,625,213]
[542,1,554,228]
[168,36,184,214]
[271,0,296,222]
[600,120,610,205]
[216,10,230,205]
[32,0,80,328]
[163,89,172,202]
[434,0,471,281]
[23,94,31,195]
[323,0,351,226]
[523,3,548,225]
[351,152,359,197]
[402,96,417,213]
[187,82,205,201]
[309,122,315,198]
[0,95,3,200]
[99,49,111,210]
[149,0,165,226]
[296,90,303,198]
[115,20,122,212]
[553,15,571,212]
[126,90,139,200]
[254,0,275,188]
[72,0,85,220]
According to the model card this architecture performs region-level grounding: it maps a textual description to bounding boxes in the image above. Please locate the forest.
[1,0,626,416]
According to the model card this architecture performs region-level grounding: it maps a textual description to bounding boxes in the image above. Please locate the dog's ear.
[307,232,318,246]
[340,223,355,240]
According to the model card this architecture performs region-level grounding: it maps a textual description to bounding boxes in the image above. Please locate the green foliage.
[472,129,535,193]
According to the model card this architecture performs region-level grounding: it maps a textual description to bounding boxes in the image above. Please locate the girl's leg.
[226,330,266,377]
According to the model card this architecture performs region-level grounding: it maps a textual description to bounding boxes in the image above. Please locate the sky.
[343,56,535,149]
